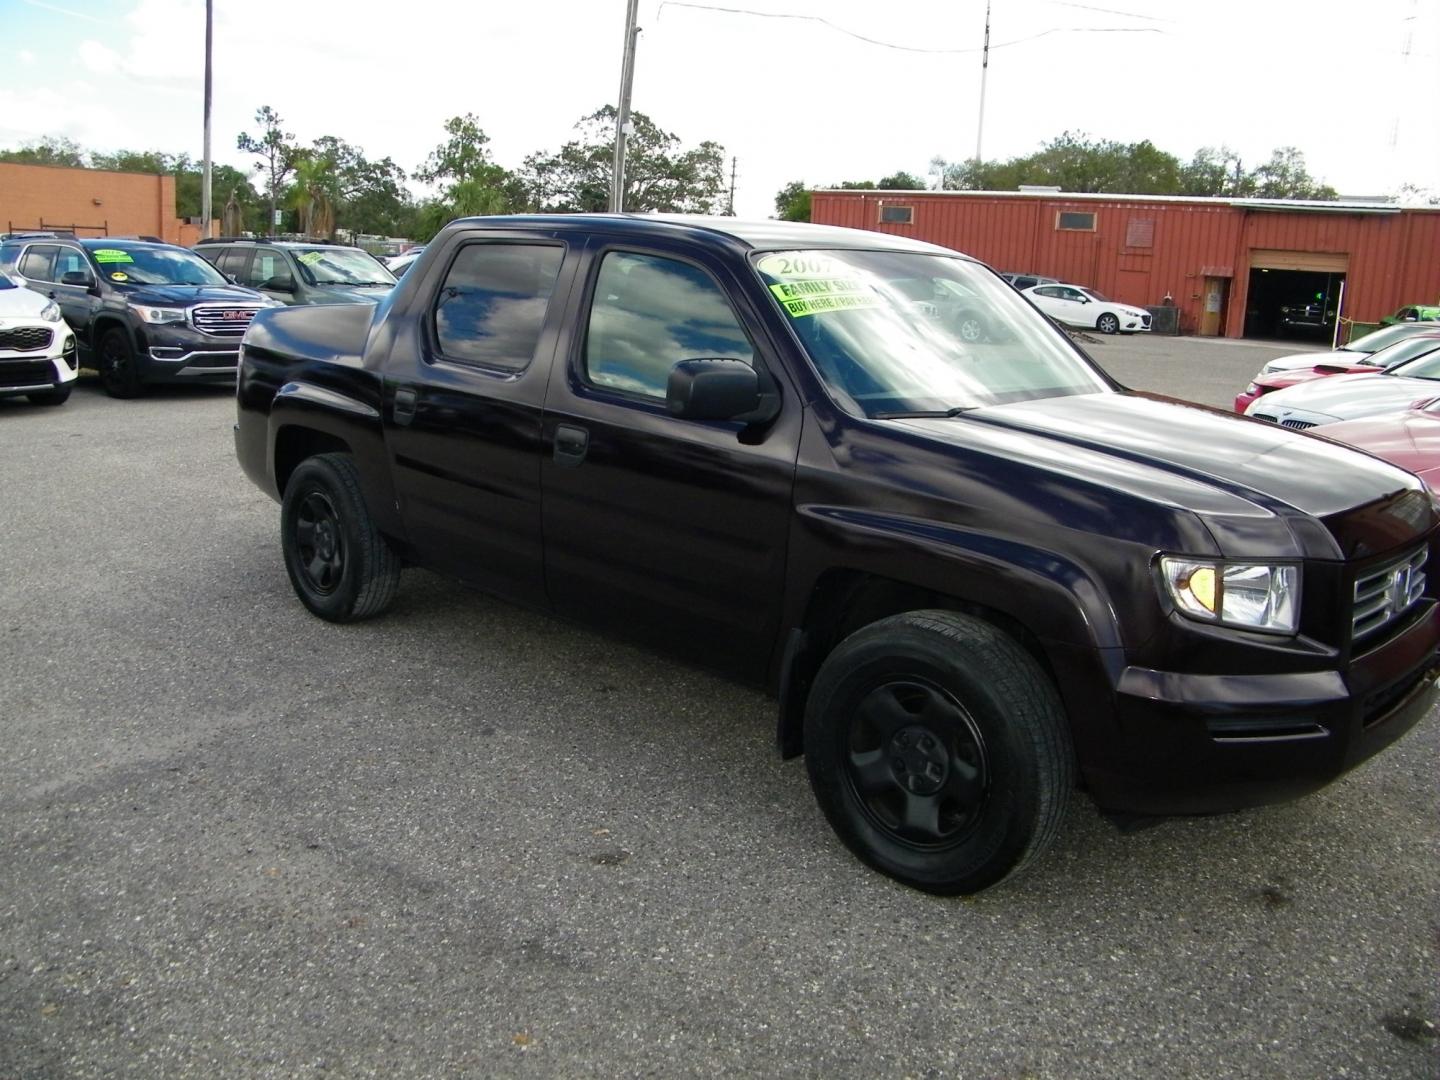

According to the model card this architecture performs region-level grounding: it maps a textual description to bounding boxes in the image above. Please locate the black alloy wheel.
[805,610,1074,894]
[1096,312,1120,335]
[99,328,142,398]
[294,490,346,596]
[844,679,989,847]
[280,453,401,622]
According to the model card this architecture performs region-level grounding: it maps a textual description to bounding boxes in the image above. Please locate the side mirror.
[666,358,777,424]
[263,277,295,293]
[60,270,93,288]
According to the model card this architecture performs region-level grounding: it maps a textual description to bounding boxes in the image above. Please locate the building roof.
[812,188,1420,216]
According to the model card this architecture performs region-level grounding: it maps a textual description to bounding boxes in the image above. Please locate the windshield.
[88,244,227,286]
[754,250,1111,417]
[1385,344,1440,380]
[1371,337,1440,370]
[294,247,395,286]
[1351,323,1439,357]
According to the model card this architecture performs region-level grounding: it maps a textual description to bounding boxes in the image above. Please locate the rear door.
[538,237,800,680]
[380,230,578,608]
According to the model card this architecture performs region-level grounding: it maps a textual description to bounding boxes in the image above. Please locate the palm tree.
[288,154,338,239]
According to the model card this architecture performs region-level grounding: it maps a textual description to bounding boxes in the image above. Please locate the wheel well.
[89,316,132,356]
[778,569,1057,758]
[274,426,351,496]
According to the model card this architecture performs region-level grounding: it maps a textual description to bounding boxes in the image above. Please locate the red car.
[1236,331,1440,413]
[1315,408,1440,490]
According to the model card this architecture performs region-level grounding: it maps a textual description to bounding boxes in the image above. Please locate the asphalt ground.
[1,336,1435,1079]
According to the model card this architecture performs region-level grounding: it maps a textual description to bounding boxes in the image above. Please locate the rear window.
[432,243,565,370]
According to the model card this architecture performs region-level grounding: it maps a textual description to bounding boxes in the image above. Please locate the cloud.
[77,40,123,74]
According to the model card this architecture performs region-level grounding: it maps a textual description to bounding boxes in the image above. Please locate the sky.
[1,0,1437,225]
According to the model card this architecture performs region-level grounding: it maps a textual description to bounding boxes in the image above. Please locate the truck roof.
[448,213,965,258]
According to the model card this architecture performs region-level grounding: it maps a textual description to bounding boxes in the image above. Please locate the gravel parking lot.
[2,335,1435,1079]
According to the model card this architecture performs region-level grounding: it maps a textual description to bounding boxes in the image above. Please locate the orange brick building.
[0,161,212,245]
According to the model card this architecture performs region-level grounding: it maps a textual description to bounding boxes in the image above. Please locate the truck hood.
[120,283,267,306]
[895,391,1431,560]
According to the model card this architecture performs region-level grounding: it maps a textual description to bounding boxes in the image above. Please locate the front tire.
[281,453,401,622]
[98,328,142,398]
[28,385,72,406]
[1096,312,1120,335]
[953,309,989,344]
[804,611,1074,894]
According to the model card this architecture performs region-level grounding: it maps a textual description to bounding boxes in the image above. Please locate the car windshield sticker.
[757,253,879,319]
[110,271,129,281]
[92,249,134,264]
[298,251,326,266]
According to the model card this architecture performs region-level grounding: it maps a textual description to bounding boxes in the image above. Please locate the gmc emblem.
[222,310,251,320]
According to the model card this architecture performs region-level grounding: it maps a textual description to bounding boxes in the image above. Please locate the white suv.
[0,270,79,405]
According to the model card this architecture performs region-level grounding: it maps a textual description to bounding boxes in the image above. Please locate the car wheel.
[98,328,142,398]
[803,610,1074,894]
[953,310,988,343]
[281,453,401,622]
[1096,313,1120,335]
[28,385,72,406]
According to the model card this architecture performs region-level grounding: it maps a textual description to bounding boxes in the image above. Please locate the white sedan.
[1253,322,1440,378]
[0,271,79,406]
[1022,283,1151,334]
[1244,347,1440,429]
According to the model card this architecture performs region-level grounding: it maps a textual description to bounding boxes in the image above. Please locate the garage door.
[1249,249,1349,273]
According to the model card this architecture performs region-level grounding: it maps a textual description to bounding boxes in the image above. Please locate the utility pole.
[610,0,641,213]
[975,0,990,163]
[727,157,737,216]
[201,0,213,237]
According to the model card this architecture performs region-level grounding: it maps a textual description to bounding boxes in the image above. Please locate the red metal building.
[811,189,1440,340]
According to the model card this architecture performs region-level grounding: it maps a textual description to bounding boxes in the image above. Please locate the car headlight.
[1244,382,1260,395]
[40,301,63,322]
[1160,557,1300,634]
[129,303,187,324]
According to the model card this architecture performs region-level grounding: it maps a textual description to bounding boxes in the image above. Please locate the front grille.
[191,305,261,337]
[1281,419,1316,430]
[1140,314,1152,328]
[1353,545,1428,643]
[0,360,54,388]
[0,326,53,352]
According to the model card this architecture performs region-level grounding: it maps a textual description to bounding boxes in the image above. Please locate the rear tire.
[804,610,1074,894]
[281,453,401,622]
[28,385,71,406]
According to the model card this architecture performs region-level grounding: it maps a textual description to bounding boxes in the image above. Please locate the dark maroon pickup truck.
[235,214,1439,894]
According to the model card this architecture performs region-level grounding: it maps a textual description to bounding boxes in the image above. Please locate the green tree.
[1179,146,1253,197]
[522,106,727,214]
[774,180,811,222]
[287,152,339,238]
[1250,147,1336,200]
[237,106,300,236]
[0,136,87,168]
[877,171,926,189]
[412,115,519,234]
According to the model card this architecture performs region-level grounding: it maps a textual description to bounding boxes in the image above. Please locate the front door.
[539,241,800,681]
[382,233,577,608]
[1200,277,1229,336]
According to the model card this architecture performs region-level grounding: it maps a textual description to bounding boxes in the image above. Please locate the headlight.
[40,301,63,322]
[1160,557,1300,634]
[129,303,186,325]
[1244,383,1260,396]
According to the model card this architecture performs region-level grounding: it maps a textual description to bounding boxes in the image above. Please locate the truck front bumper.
[1080,602,1440,815]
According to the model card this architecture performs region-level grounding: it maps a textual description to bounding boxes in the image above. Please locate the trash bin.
[1343,321,1380,345]
[1145,305,1180,335]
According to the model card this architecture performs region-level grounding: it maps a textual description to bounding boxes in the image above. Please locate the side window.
[19,244,58,282]
[53,247,91,281]
[215,248,249,279]
[432,242,564,369]
[1034,286,1060,299]
[246,249,291,289]
[584,251,753,399]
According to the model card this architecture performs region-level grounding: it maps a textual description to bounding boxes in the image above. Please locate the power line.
[655,2,1161,54]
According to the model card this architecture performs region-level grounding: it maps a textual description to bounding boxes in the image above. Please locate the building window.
[1125,217,1155,248]
[1056,211,1096,231]
[879,205,914,224]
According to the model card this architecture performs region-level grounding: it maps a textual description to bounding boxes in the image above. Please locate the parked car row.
[0,232,396,402]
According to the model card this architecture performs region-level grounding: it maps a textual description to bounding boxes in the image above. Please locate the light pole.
[975,0,990,164]
[201,0,213,237]
[610,0,640,213]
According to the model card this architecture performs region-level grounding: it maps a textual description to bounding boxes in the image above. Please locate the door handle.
[553,423,589,467]
[393,387,417,426]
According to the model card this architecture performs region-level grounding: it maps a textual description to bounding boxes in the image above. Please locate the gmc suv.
[194,238,396,307]
[0,234,271,397]
[234,214,1439,895]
